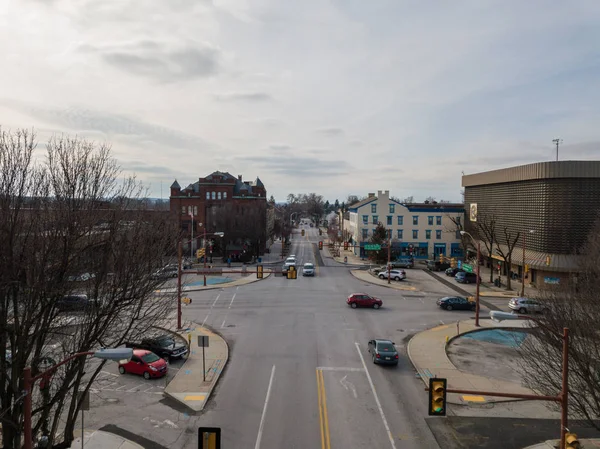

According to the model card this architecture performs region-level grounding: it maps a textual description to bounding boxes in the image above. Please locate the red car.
[347,293,383,309]
[118,349,168,379]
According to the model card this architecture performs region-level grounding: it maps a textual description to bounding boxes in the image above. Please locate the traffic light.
[450,258,456,268]
[319,241,323,250]
[439,254,445,263]
[428,378,447,416]
[525,264,530,273]
[319,229,322,236]
[198,427,221,449]
[287,265,297,279]
[196,248,205,261]
[546,256,552,266]
[257,265,263,279]
[344,241,349,250]
[301,229,305,236]
[565,432,580,449]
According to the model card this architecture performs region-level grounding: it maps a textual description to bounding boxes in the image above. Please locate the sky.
[1,0,599,203]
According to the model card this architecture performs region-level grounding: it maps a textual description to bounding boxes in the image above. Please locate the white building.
[344,190,465,260]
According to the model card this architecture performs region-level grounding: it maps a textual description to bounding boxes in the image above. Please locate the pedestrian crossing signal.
[428,378,447,416]
[344,242,349,250]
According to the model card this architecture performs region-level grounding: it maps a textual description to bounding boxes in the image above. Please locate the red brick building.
[169,171,267,259]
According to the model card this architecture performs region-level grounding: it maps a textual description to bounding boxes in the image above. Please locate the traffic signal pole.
[475,241,480,327]
[387,235,391,285]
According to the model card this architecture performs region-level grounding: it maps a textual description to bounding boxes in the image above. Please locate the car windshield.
[304,264,314,269]
[156,337,174,347]
[141,352,161,364]
[376,342,395,351]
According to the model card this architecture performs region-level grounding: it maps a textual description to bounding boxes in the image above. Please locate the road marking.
[439,320,445,325]
[462,395,486,402]
[316,366,364,372]
[212,293,221,307]
[255,365,276,449]
[340,375,358,399]
[184,394,206,401]
[126,386,139,392]
[116,385,128,391]
[100,371,119,377]
[355,342,397,449]
[221,319,226,328]
[228,293,237,309]
[316,369,331,449]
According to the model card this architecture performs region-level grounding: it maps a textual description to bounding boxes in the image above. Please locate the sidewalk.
[524,438,600,448]
[350,269,418,291]
[407,318,534,404]
[72,430,145,448]
[471,264,538,298]
[156,270,271,293]
[427,268,523,299]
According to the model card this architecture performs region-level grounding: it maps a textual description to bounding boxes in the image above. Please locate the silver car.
[508,297,546,314]
[378,269,406,281]
[302,263,315,276]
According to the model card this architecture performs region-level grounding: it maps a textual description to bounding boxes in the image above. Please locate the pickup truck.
[125,334,188,360]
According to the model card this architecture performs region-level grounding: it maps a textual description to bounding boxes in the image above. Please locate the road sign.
[462,263,473,273]
[364,244,381,251]
[457,260,462,269]
[198,335,209,347]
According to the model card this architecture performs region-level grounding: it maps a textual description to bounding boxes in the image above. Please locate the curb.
[350,270,418,291]
[158,272,271,294]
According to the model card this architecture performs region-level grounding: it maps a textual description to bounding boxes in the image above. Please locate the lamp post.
[23,348,133,449]
[521,230,535,298]
[460,231,480,327]
[490,311,569,448]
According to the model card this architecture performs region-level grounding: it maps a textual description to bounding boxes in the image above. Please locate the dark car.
[455,272,480,284]
[437,296,475,311]
[347,293,383,309]
[125,334,188,360]
[368,339,399,365]
[55,294,97,312]
[445,267,465,277]
[427,261,451,272]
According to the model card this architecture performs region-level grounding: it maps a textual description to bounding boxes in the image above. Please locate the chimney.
[377,190,382,196]
[368,193,375,198]
[238,175,243,181]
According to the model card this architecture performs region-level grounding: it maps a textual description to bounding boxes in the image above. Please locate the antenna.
[552,138,563,161]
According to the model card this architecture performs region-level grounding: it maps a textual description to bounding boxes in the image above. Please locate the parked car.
[347,293,383,309]
[302,263,315,276]
[437,296,475,311]
[55,294,97,312]
[67,272,96,282]
[455,272,480,284]
[378,269,406,281]
[367,339,399,365]
[445,267,465,277]
[151,266,178,280]
[118,349,168,379]
[391,259,414,269]
[125,334,188,360]
[427,261,451,272]
[508,297,546,314]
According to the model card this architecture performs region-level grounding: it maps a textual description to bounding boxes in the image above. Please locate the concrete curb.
[157,271,271,294]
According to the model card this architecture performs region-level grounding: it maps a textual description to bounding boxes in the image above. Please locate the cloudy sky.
[1,0,599,203]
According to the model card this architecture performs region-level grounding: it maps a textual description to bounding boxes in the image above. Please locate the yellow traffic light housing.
[257,265,263,279]
[198,427,221,449]
[301,229,305,236]
[450,258,456,268]
[428,378,447,416]
[439,254,445,263]
[565,432,580,449]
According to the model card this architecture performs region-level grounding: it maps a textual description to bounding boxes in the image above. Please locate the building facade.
[462,160,600,287]
[344,190,465,260]
[169,171,267,257]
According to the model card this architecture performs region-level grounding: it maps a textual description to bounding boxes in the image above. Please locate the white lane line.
[100,371,119,377]
[212,293,221,307]
[228,293,237,309]
[255,365,276,449]
[202,293,222,326]
[221,319,226,328]
[355,342,398,449]
[439,320,445,325]
[116,385,128,391]
[316,366,365,372]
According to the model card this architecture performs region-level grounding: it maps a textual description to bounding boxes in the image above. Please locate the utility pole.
[553,138,562,161]
[387,233,391,285]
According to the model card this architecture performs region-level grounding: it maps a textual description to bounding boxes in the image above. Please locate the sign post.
[198,335,209,382]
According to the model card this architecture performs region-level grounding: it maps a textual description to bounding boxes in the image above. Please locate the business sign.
[469,203,478,222]
[364,244,381,251]
[544,277,560,285]
[462,263,473,273]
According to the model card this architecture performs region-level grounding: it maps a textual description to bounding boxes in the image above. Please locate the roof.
[170,180,180,189]
[254,177,264,188]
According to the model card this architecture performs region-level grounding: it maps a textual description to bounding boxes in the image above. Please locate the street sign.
[198,335,209,347]
[462,263,473,273]
[457,260,462,269]
[77,390,90,411]
[364,244,381,251]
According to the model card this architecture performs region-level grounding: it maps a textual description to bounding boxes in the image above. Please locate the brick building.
[169,171,267,259]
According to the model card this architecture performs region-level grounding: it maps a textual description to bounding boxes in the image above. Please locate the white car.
[378,269,406,281]
[508,297,546,314]
[285,257,297,265]
[289,255,296,259]
[302,263,315,276]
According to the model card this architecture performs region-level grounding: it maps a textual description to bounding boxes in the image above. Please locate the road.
[182,226,484,449]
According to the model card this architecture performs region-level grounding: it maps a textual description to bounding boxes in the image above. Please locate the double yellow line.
[316,369,331,449]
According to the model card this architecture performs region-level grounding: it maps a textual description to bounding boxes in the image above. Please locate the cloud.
[268,144,292,151]
[316,127,344,136]
[80,40,221,82]
[213,92,273,102]
[238,154,352,177]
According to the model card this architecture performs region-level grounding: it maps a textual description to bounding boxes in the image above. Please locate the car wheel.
[394,277,400,281]
[143,371,151,380]
[373,303,380,309]
[350,302,357,308]
[446,305,453,311]
[118,366,126,375]
[519,307,527,314]
[379,275,385,279]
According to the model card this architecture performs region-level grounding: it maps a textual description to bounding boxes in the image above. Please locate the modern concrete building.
[462,160,600,287]
[344,190,465,260]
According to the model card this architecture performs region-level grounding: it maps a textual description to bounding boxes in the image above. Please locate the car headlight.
[149,365,158,371]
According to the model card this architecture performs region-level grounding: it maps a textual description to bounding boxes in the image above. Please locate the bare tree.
[0,130,179,448]
[516,217,600,429]
[446,215,469,257]
[401,195,414,203]
[474,213,498,283]
[494,227,521,290]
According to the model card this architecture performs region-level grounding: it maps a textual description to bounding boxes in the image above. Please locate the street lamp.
[460,231,481,327]
[521,230,535,297]
[23,348,133,449]
[490,311,569,449]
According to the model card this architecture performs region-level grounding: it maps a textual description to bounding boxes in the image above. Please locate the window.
[387,216,392,225]
[436,230,442,239]
[389,204,395,213]
[372,215,378,224]
[397,229,403,239]
[188,205,192,215]
[436,216,442,226]
[456,216,461,225]
[181,206,185,214]
[206,192,210,199]
[211,192,216,200]
[413,230,418,239]
[362,229,368,239]
[387,229,392,238]
[194,206,198,215]
[397,216,403,225]
[428,216,433,225]
[218,192,222,200]
[413,216,418,225]
[362,215,368,224]
[223,192,227,200]
[426,230,431,239]
[371,204,377,213]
